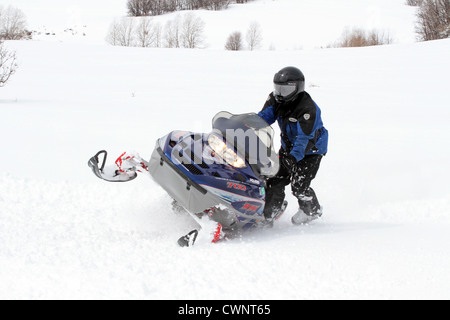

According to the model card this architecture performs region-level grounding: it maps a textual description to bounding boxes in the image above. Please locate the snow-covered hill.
[1,0,449,300]
[6,0,417,49]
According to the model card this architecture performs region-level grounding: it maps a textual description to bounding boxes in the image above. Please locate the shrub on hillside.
[331,28,394,48]
[225,31,243,51]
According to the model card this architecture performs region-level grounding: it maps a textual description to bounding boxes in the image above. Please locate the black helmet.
[273,66,305,103]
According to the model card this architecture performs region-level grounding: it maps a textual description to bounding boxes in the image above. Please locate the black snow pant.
[263,150,323,219]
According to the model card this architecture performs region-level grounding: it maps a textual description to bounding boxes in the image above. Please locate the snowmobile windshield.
[211,112,280,178]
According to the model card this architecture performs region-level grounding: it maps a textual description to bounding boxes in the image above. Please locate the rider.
[258,66,328,225]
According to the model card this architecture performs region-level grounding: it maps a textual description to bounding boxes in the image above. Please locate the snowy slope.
[4,0,417,49]
[1,0,450,300]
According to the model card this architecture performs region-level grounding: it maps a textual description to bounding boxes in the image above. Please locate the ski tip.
[177,229,199,247]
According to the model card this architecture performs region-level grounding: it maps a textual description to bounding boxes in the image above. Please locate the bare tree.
[0,41,18,87]
[153,22,163,48]
[441,23,450,36]
[416,0,450,41]
[164,16,182,48]
[106,18,135,47]
[136,18,163,48]
[0,5,28,40]
[225,31,243,51]
[136,18,154,47]
[203,0,232,10]
[106,19,120,46]
[127,0,152,16]
[406,0,424,5]
[246,21,263,50]
[119,18,136,46]
[181,13,205,48]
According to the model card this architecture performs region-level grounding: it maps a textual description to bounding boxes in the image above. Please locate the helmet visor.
[274,83,297,98]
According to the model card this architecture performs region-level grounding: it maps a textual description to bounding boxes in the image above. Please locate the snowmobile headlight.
[208,134,246,168]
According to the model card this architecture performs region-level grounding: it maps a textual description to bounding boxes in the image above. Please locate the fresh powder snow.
[0,0,449,299]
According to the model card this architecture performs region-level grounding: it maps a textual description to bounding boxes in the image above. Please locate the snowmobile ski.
[88,150,149,182]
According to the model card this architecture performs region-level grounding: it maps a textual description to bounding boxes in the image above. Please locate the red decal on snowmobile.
[242,203,259,212]
[227,182,246,191]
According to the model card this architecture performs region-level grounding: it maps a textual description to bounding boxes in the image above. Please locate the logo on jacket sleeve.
[289,117,298,122]
[303,113,311,120]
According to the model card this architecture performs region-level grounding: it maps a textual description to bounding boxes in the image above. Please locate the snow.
[1,0,450,300]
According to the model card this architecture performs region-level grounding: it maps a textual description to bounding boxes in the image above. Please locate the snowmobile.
[88,111,284,246]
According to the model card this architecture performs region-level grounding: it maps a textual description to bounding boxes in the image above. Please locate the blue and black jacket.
[258,92,328,162]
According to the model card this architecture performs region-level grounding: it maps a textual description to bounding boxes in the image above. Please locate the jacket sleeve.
[257,93,277,125]
[290,106,318,162]
[290,123,316,161]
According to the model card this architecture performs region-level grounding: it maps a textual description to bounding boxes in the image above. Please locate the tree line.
[107,13,264,50]
[126,0,254,16]
[107,13,206,48]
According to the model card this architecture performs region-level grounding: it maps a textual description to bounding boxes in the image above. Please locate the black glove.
[281,154,298,173]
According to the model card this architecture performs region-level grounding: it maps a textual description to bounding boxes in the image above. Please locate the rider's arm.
[290,102,319,161]
[258,93,277,125]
